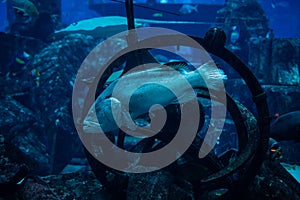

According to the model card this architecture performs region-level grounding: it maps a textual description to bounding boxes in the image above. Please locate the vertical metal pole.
[123,0,141,74]
[122,0,157,76]
[125,0,135,30]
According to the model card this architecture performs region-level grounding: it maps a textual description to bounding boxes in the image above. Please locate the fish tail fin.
[199,61,227,80]
[188,61,227,90]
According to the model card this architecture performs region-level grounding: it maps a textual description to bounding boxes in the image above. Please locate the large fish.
[10,0,39,17]
[83,62,226,134]
[270,111,300,142]
[54,16,214,40]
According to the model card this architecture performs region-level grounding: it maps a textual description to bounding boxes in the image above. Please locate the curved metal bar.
[136,34,269,184]
[190,33,270,195]
[196,88,248,152]
[82,32,270,197]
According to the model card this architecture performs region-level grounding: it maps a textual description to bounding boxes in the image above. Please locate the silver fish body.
[83,62,226,134]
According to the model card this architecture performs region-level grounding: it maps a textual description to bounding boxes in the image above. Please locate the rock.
[246,160,300,200]
[126,171,174,200]
[7,132,51,175]
[126,170,204,200]
[216,0,269,64]
[0,96,35,131]
[1,32,98,175]
[0,132,104,199]
[249,38,300,85]
[60,164,89,174]
[21,171,103,200]
[0,96,50,175]
[28,33,96,173]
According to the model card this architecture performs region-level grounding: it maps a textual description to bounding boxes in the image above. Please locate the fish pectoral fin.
[190,61,227,91]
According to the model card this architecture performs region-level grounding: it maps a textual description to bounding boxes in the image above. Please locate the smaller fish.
[15,51,30,65]
[271,1,290,8]
[152,13,163,18]
[230,26,240,44]
[11,0,39,17]
[179,4,198,15]
[270,111,300,142]
[268,138,282,160]
[29,68,40,87]
[9,51,30,70]
[274,113,280,118]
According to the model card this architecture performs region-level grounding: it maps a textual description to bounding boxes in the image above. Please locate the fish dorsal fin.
[163,61,190,74]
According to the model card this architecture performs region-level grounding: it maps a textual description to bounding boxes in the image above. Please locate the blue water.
[0,0,299,38]
[260,0,300,38]
[61,0,99,24]
[0,2,7,32]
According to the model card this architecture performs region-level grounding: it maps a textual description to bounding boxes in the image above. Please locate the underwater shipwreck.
[0,0,300,199]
